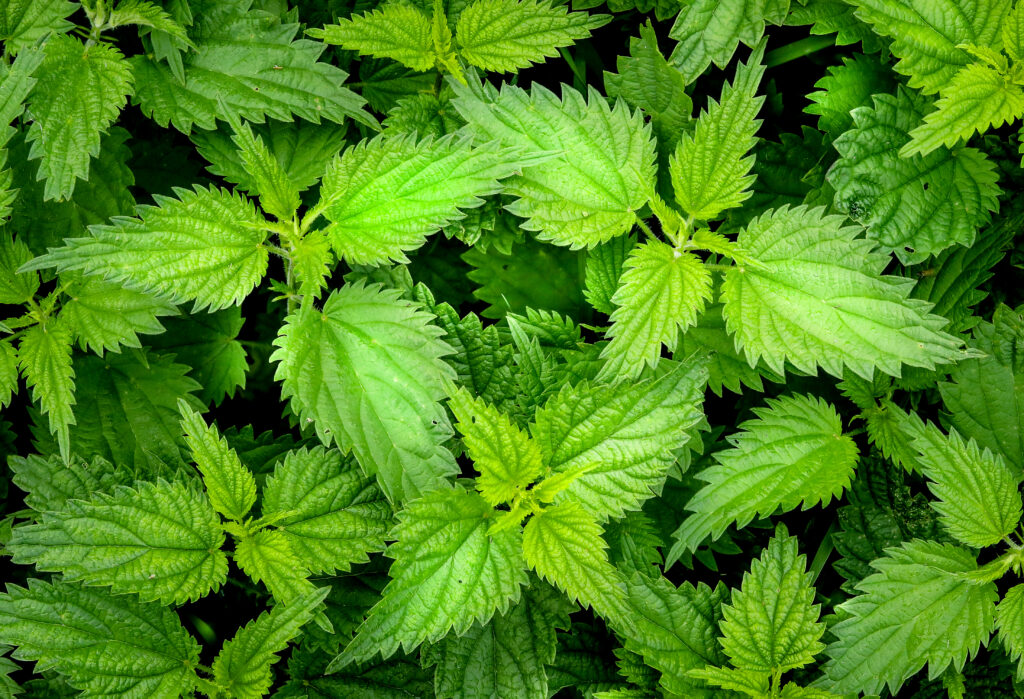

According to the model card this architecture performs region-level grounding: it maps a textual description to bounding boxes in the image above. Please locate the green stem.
[765,35,836,68]
[634,216,656,240]
[704,263,736,273]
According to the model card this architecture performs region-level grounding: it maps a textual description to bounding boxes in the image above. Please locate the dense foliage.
[2,0,1024,697]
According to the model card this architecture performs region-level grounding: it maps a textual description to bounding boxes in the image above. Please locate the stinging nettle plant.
[0,0,1024,697]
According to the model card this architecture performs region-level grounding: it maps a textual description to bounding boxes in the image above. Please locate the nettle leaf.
[212,588,328,699]
[669,394,858,559]
[0,342,16,410]
[823,540,998,696]
[131,9,375,133]
[24,185,270,312]
[0,579,200,699]
[0,231,38,304]
[805,53,897,138]
[9,453,128,513]
[621,573,728,697]
[260,446,392,574]
[318,135,521,265]
[7,479,228,606]
[423,583,572,699]
[272,282,458,503]
[668,0,786,84]
[721,205,967,380]
[332,487,528,669]
[448,386,544,505]
[103,0,191,39]
[25,35,133,201]
[901,419,1022,548]
[523,500,634,633]
[584,234,635,316]
[309,4,435,72]
[532,355,708,520]
[718,526,825,673]
[454,0,609,73]
[828,87,1000,264]
[452,76,656,248]
[669,41,765,221]
[18,320,75,460]
[847,0,1009,94]
[234,529,317,604]
[59,273,177,356]
[997,583,1024,682]
[0,0,75,55]
[179,401,257,523]
[226,118,301,222]
[597,238,712,382]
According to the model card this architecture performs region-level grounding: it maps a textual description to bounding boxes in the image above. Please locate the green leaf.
[423,583,572,699]
[687,666,768,696]
[524,500,634,632]
[721,205,967,379]
[597,238,712,382]
[669,394,858,559]
[532,354,708,520]
[59,273,177,356]
[103,0,191,41]
[669,41,766,221]
[24,185,269,312]
[718,525,825,673]
[0,579,200,698]
[1005,2,1024,62]
[668,0,786,84]
[0,0,75,55]
[621,573,729,697]
[179,401,257,522]
[318,135,521,265]
[805,53,897,137]
[847,0,1009,94]
[25,35,133,201]
[900,419,1022,548]
[271,282,457,503]
[822,540,998,695]
[996,583,1024,682]
[7,479,228,605]
[451,77,656,248]
[131,9,376,133]
[331,487,528,668]
[8,453,127,513]
[0,342,18,410]
[308,5,435,72]
[226,118,301,222]
[0,230,38,304]
[448,386,544,506]
[234,529,317,604]
[212,588,329,699]
[584,234,635,316]
[18,320,74,461]
[454,0,609,73]
[260,446,392,574]
[902,62,1024,157]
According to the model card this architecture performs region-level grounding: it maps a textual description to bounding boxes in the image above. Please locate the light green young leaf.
[597,238,712,382]
[448,385,544,506]
[18,319,74,460]
[26,35,133,201]
[23,185,268,312]
[234,529,317,604]
[828,87,1000,264]
[0,579,200,698]
[668,0,786,84]
[451,77,656,248]
[902,62,1024,157]
[7,479,228,605]
[847,0,1009,94]
[59,273,177,356]
[900,419,1022,548]
[805,53,897,137]
[721,206,968,380]
[9,453,128,513]
[332,487,528,669]
[719,526,825,673]
[670,40,765,221]
[621,573,729,697]
[227,119,301,222]
[318,135,522,265]
[308,5,435,72]
[290,228,333,299]
[584,234,635,316]
[1005,2,1024,62]
[179,400,257,522]
[523,500,634,633]
[996,583,1024,681]
[212,588,329,699]
[455,0,609,73]
[532,354,708,520]
[687,666,767,696]
[103,0,191,42]
[822,540,998,695]
[260,446,392,574]
[0,230,38,304]
[669,394,858,559]
[0,0,76,55]
[271,282,457,503]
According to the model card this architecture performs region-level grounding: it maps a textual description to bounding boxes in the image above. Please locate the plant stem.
[765,36,836,68]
